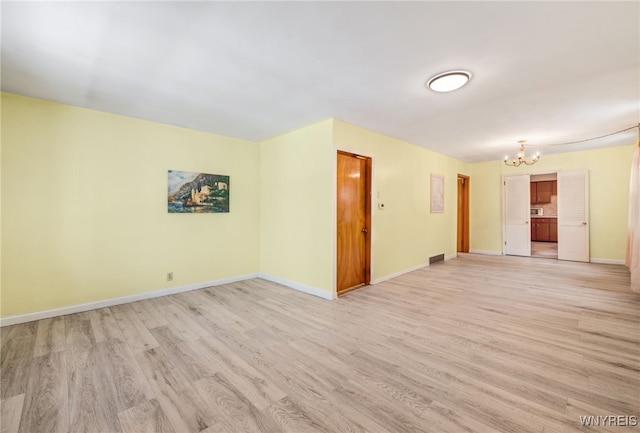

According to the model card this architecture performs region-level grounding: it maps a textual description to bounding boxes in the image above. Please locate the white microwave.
[531,208,543,216]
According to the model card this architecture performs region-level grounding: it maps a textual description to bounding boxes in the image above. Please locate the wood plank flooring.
[531,242,558,259]
[1,254,639,433]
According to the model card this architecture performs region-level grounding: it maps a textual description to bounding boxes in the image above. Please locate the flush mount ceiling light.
[427,70,471,92]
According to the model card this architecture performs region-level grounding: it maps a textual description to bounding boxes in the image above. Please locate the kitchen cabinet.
[550,219,557,242]
[531,217,558,242]
[530,183,536,204]
[530,181,555,204]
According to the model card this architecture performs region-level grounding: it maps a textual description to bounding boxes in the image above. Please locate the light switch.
[377,191,384,210]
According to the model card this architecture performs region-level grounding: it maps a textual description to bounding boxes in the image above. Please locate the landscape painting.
[168,170,229,213]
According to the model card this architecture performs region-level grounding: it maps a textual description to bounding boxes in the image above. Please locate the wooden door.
[558,170,589,262]
[337,151,371,294]
[504,174,531,256]
[457,175,470,253]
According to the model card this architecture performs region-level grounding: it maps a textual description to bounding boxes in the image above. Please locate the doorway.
[336,150,371,295]
[530,173,558,259]
[503,170,589,262]
[457,174,470,253]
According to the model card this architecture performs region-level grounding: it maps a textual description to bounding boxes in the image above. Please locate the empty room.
[1,2,639,433]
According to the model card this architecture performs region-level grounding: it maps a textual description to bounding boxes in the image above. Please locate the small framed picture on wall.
[430,174,444,213]
[168,170,230,213]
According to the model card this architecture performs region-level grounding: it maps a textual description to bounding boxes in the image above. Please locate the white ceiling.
[2,1,639,163]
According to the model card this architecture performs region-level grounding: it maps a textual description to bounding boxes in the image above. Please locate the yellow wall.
[469,144,635,260]
[1,93,260,317]
[259,119,335,294]
[332,120,471,280]
[2,92,633,319]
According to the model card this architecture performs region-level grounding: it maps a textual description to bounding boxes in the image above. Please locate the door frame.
[503,169,582,260]
[457,174,470,253]
[334,148,374,296]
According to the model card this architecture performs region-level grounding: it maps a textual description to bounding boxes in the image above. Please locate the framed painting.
[430,174,444,213]
[168,170,229,213]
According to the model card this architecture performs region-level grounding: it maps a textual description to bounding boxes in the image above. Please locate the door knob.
[361,227,368,233]
[582,221,587,225]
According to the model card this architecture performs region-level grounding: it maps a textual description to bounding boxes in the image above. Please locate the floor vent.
[429,253,445,264]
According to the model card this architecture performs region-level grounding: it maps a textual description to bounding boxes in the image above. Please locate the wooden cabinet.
[549,219,557,242]
[530,181,555,204]
[537,181,552,203]
[530,182,536,204]
[531,218,558,242]
[536,220,550,240]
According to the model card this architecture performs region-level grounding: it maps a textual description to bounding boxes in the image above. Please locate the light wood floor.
[531,241,558,259]
[2,254,639,433]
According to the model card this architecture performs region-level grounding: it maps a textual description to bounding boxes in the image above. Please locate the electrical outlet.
[167,272,173,282]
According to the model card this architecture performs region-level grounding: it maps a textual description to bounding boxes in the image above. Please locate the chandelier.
[504,140,540,167]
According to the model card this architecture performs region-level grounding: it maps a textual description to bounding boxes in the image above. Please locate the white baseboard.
[469,249,503,256]
[590,258,626,265]
[371,262,429,284]
[258,273,336,300]
[0,273,259,327]
[370,254,460,285]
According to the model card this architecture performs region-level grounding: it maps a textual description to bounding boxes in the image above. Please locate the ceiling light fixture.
[427,70,471,92]
[504,140,540,167]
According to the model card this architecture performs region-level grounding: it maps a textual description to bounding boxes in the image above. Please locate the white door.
[558,170,589,262]
[504,174,531,256]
